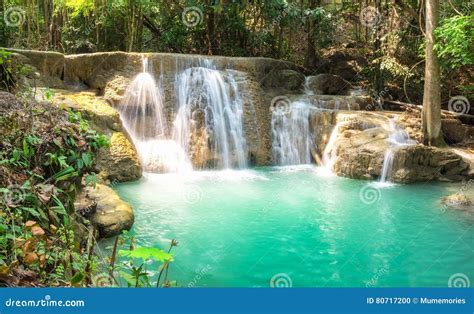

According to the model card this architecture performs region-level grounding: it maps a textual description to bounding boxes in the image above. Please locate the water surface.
[111,166,474,287]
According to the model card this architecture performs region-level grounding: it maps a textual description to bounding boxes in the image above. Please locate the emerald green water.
[112,166,473,287]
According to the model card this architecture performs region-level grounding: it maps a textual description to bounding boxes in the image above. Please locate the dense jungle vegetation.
[0,0,473,287]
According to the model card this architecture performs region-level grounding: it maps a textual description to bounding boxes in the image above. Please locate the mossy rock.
[95,132,142,183]
[75,184,134,238]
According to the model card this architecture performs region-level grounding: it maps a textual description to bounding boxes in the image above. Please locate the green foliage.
[0,49,16,91]
[435,13,474,69]
[111,234,177,288]
[0,97,108,285]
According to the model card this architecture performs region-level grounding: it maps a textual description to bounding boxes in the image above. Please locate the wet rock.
[327,112,470,183]
[442,193,472,208]
[75,184,134,238]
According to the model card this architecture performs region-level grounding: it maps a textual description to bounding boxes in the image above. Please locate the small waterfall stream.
[118,57,192,173]
[322,121,345,172]
[173,64,248,169]
[379,117,416,183]
[271,101,313,165]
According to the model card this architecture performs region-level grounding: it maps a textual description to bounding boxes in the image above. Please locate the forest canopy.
[0,1,472,105]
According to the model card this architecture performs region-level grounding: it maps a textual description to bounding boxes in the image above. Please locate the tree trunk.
[421,0,444,146]
[304,0,321,69]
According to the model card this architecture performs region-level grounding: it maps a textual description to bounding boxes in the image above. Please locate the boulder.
[95,132,142,183]
[75,184,134,238]
[47,89,142,182]
[263,69,305,91]
[442,193,472,208]
[391,145,469,182]
[49,90,122,135]
[104,75,131,105]
[326,111,470,183]
[305,74,352,96]
[442,119,466,144]
[317,49,366,81]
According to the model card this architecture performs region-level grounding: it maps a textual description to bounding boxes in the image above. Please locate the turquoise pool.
[111,166,473,287]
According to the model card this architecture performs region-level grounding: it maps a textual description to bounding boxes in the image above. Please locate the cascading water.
[379,117,416,183]
[271,101,314,165]
[119,57,166,140]
[321,121,345,172]
[118,57,192,173]
[172,64,248,169]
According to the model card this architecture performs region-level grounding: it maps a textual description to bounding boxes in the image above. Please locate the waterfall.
[119,57,166,140]
[118,57,192,173]
[172,65,248,169]
[379,150,394,183]
[379,117,416,183]
[322,121,345,172]
[271,101,313,165]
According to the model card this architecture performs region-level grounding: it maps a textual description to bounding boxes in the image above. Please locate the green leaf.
[70,272,85,285]
[119,247,173,263]
[81,152,93,167]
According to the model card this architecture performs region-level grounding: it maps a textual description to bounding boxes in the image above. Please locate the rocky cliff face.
[7,49,473,183]
[322,111,471,183]
[43,89,142,183]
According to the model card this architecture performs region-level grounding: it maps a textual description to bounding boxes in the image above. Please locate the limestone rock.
[442,193,472,208]
[263,69,305,91]
[49,90,122,135]
[305,74,352,96]
[442,119,466,144]
[75,184,134,238]
[104,75,131,106]
[326,112,470,183]
[95,132,142,183]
